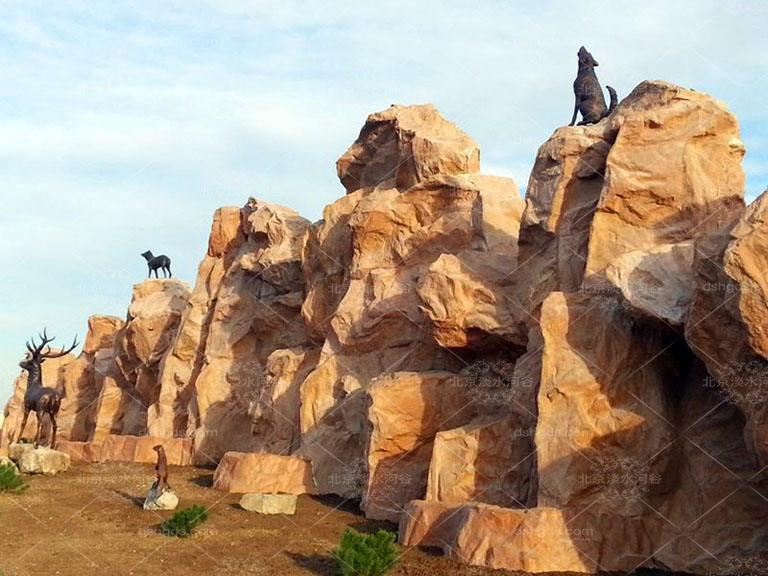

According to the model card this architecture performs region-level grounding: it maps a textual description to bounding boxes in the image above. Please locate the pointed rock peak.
[336,103,480,194]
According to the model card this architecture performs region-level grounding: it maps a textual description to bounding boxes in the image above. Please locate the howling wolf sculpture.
[569,46,618,126]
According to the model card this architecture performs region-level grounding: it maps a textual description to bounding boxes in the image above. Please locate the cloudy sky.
[1,0,767,399]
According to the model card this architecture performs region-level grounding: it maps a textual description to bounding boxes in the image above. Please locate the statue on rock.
[143,444,178,510]
[140,250,172,279]
[153,444,169,494]
[569,46,618,126]
[15,329,78,449]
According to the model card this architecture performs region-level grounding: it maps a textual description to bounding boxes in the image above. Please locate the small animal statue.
[141,250,172,278]
[153,444,169,494]
[16,329,78,448]
[569,46,618,126]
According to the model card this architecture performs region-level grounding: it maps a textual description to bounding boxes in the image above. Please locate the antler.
[26,327,55,357]
[40,334,79,359]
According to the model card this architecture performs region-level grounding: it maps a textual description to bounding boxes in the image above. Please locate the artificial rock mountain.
[3,82,768,574]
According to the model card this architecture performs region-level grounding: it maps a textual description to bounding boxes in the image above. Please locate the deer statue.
[16,329,78,449]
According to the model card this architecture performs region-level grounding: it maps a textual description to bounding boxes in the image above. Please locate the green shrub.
[332,528,398,576]
[159,504,208,537]
[0,463,27,494]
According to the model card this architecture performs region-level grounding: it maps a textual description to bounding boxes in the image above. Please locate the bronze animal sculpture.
[153,444,169,494]
[141,250,172,278]
[569,46,617,126]
[16,329,78,448]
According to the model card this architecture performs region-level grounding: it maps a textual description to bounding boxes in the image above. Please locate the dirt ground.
[0,462,676,576]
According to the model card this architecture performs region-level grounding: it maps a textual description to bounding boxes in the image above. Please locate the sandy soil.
[0,462,675,576]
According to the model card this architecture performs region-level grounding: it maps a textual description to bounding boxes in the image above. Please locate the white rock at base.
[239,493,297,515]
[143,483,179,511]
[9,443,70,475]
[8,442,34,462]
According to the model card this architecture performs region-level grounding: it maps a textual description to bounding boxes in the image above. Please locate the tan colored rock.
[516,120,611,315]
[83,315,124,355]
[239,493,297,514]
[336,104,480,193]
[362,371,480,522]
[213,452,316,494]
[55,440,103,463]
[426,416,532,507]
[300,191,362,342]
[298,169,525,499]
[248,347,320,454]
[148,205,247,441]
[190,200,314,464]
[90,345,149,441]
[0,353,77,449]
[518,81,745,327]
[602,242,694,326]
[297,346,462,499]
[400,291,768,573]
[533,291,675,515]
[686,189,768,464]
[90,280,190,441]
[10,444,70,475]
[99,435,193,466]
[55,356,97,442]
[583,81,745,325]
[415,175,526,348]
[208,205,246,259]
[121,279,191,368]
[401,501,656,573]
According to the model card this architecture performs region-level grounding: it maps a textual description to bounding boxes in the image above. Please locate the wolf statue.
[569,46,617,126]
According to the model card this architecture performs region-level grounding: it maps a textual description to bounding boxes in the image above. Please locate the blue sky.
[1,0,767,400]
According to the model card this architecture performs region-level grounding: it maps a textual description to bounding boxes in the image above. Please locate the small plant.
[159,504,208,537]
[332,528,398,576]
[0,462,27,494]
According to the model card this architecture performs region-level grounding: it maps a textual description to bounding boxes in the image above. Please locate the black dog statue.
[569,46,617,126]
[141,250,172,278]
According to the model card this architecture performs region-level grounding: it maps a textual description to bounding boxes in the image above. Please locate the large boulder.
[82,315,124,355]
[425,416,532,507]
[401,297,768,574]
[533,291,675,515]
[213,452,317,494]
[121,279,190,368]
[583,81,745,326]
[336,104,480,193]
[361,371,481,522]
[9,444,70,476]
[99,435,193,466]
[518,81,745,327]
[400,501,655,573]
[192,200,315,464]
[91,280,190,440]
[686,189,768,464]
[239,493,297,515]
[55,440,103,463]
[516,119,611,315]
[298,145,526,505]
[148,205,246,440]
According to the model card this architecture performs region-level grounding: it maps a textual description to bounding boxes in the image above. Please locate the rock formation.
[3,85,768,575]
